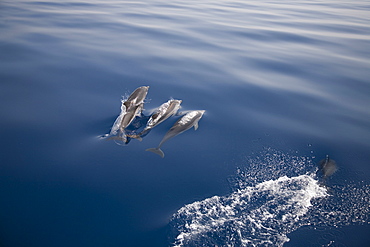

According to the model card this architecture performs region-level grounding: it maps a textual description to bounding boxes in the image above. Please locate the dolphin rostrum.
[146,110,205,158]
[109,86,149,141]
[318,155,337,179]
[129,99,182,140]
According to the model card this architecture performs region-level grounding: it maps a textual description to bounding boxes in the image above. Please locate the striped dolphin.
[146,110,205,158]
[129,99,182,140]
[125,86,149,110]
[109,86,149,141]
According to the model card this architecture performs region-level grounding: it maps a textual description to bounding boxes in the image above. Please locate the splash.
[169,149,369,246]
[171,175,326,247]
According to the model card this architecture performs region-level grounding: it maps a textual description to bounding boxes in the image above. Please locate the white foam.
[171,174,327,247]
[170,149,370,246]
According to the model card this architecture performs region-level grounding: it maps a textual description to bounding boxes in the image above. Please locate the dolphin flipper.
[146,148,165,158]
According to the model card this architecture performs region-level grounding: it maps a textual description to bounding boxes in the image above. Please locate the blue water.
[1,0,370,246]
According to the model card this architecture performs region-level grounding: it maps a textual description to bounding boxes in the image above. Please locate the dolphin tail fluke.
[145,148,164,158]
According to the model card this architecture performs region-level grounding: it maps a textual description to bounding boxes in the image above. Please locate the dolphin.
[108,103,144,142]
[129,99,182,140]
[109,86,149,141]
[125,86,149,109]
[318,155,337,179]
[146,110,205,158]
[118,103,144,133]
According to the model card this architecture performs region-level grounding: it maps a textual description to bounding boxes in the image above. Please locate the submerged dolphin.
[146,110,205,158]
[318,155,337,179]
[109,86,149,141]
[129,99,182,140]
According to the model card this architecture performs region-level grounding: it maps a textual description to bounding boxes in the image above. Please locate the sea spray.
[171,174,327,247]
[169,149,370,246]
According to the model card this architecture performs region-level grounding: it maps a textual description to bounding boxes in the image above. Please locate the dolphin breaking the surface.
[125,86,150,108]
[129,99,182,141]
[146,110,205,158]
[109,86,149,142]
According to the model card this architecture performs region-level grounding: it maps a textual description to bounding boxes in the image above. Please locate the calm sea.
[1,0,369,246]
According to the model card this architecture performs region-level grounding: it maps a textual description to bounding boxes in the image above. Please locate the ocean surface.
[1,0,369,246]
